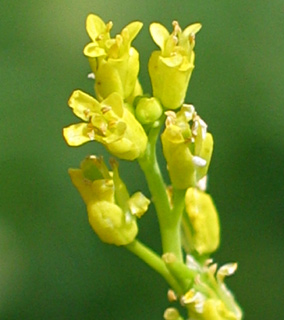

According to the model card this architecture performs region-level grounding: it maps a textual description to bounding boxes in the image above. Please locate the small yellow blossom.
[83,14,143,101]
[161,105,213,189]
[63,91,147,160]
[68,156,150,245]
[149,21,201,109]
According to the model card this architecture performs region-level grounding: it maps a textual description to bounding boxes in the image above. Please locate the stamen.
[208,263,218,275]
[189,33,195,44]
[165,111,176,126]
[83,108,91,118]
[197,175,207,191]
[87,129,95,141]
[101,106,112,114]
[167,289,177,302]
[192,156,207,167]
[87,72,95,79]
[106,21,113,32]
[108,120,118,129]
[96,34,104,41]
[172,20,181,35]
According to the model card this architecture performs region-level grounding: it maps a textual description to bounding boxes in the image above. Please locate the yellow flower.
[182,188,220,255]
[63,90,147,160]
[68,156,150,246]
[161,105,213,189]
[148,21,201,109]
[83,14,143,101]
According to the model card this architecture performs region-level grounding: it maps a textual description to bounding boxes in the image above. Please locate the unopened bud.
[135,97,163,124]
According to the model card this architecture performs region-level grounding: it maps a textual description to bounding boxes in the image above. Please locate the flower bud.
[149,21,201,109]
[183,256,242,320]
[84,14,143,101]
[63,91,147,160]
[164,308,184,320]
[161,105,213,189]
[182,188,220,255]
[135,97,163,124]
[87,200,138,246]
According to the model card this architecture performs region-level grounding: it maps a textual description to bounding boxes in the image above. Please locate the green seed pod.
[182,188,220,255]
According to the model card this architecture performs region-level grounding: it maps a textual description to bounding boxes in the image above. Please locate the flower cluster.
[63,13,242,320]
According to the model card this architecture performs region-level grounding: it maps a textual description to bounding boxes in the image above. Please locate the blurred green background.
[1,0,283,319]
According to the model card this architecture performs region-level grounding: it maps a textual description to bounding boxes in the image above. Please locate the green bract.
[68,156,150,246]
[161,105,213,189]
[149,21,201,109]
[84,14,143,101]
[63,91,147,160]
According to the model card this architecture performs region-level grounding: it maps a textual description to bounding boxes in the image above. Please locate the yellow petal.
[123,21,143,44]
[63,123,93,146]
[183,23,202,38]
[86,14,108,42]
[160,54,183,68]
[68,90,101,121]
[101,92,124,117]
[83,43,106,58]
[149,23,169,50]
[68,168,94,204]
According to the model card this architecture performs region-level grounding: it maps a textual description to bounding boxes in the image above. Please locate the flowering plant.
[63,14,242,320]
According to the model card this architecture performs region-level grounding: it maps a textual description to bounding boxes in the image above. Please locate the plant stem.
[170,187,186,259]
[125,240,183,294]
[138,121,183,262]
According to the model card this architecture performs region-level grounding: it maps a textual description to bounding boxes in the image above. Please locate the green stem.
[125,240,183,294]
[138,121,183,262]
[170,187,186,258]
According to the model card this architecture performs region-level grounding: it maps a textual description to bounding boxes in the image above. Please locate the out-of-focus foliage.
[0,1,283,319]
